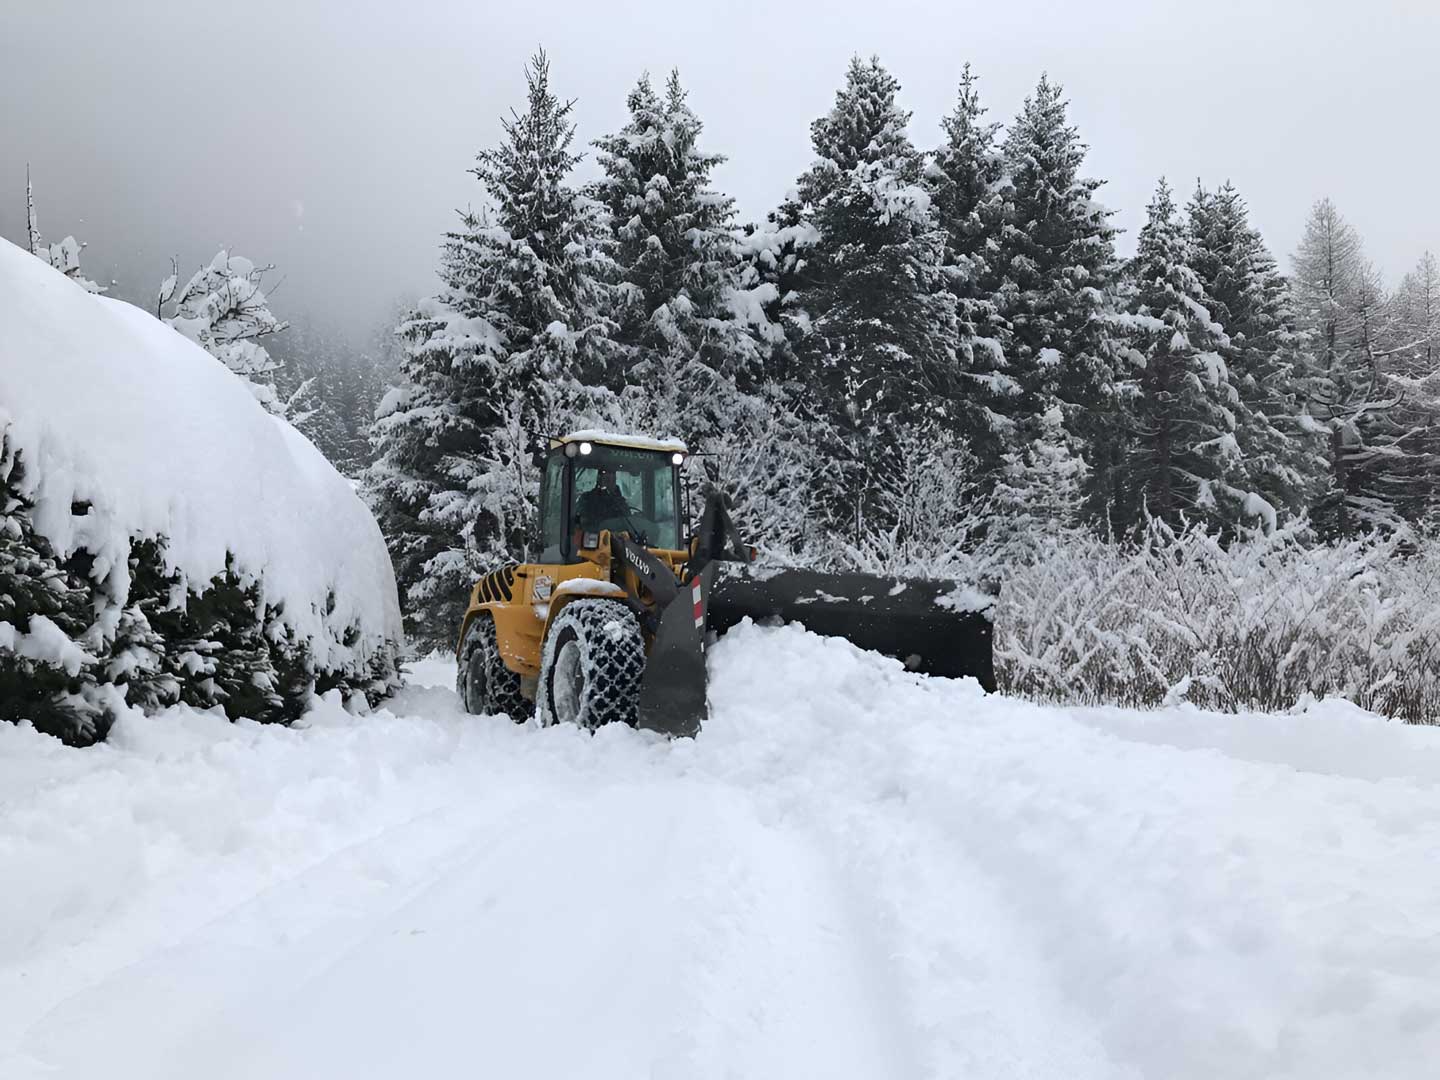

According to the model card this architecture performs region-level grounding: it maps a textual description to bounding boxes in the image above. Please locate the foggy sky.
[4,0,1438,346]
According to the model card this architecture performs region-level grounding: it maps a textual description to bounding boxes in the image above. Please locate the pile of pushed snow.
[0,237,401,740]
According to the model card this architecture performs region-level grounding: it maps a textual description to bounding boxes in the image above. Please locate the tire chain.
[538,598,646,729]
[456,615,532,721]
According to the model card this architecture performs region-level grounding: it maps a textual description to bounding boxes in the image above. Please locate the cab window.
[570,446,681,550]
[539,452,567,562]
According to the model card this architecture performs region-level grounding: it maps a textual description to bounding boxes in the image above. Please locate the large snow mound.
[0,238,401,667]
[2,622,1436,1079]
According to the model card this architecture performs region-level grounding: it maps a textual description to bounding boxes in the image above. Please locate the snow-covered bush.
[823,421,990,582]
[160,249,289,412]
[0,238,402,745]
[997,518,1440,722]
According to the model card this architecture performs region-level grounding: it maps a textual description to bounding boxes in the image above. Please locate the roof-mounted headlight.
[671,452,685,466]
[579,441,593,456]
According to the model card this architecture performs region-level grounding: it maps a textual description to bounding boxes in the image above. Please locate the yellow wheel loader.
[455,431,996,737]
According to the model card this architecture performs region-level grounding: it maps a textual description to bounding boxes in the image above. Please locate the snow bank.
[2,624,1437,1078]
[0,238,401,731]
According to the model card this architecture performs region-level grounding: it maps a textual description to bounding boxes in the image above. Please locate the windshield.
[571,445,681,551]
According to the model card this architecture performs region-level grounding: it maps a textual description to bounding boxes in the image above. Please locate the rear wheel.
[456,615,531,721]
[537,598,645,729]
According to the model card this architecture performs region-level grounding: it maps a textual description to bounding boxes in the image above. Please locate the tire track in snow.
[708,622,1440,1080]
[705,649,1132,1079]
[7,626,1440,1079]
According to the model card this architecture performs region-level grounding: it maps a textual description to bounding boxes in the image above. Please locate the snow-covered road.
[4,621,1439,1079]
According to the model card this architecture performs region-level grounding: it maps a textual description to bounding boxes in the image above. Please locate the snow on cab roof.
[557,430,688,453]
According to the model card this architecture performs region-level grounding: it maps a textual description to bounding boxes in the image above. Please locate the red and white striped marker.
[691,578,705,648]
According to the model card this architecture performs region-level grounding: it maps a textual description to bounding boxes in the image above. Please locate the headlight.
[579,441,593,456]
[671,452,685,466]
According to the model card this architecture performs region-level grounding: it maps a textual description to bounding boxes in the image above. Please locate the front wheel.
[456,615,532,721]
[537,598,645,729]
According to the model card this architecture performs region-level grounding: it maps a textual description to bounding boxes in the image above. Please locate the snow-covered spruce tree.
[984,404,1089,568]
[925,64,1018,475]
[161,250,290,412]
[994,75,1123,515]
[0,438,106,744]
[25,167,105,294]
[734,200,821,385]
[592,70,760,447]
[1120,179,1255,531]
[1290,199,1412,534]
[1187,182,1325,521]
[368,51,618,649]
[785,56,960,540]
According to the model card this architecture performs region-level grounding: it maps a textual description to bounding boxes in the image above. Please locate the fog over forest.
[3,0,1438,343]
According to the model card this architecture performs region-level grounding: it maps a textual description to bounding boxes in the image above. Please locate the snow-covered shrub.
[0,238,403,745]
[997,518,1440,722]
[826,422,990,582]
[159,249,289,412]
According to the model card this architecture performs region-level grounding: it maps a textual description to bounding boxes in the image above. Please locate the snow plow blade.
[635,564,717,738]
[707,567,997,690]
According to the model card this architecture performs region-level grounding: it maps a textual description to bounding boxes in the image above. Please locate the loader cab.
[539,434,687,562]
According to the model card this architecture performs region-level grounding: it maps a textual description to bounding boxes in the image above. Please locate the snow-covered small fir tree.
[161,250,290,412]
[25,166,105,294]
[986,405,1089,567]
[0,438,105,743]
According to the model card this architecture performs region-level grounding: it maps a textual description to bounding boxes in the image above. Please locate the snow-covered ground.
[3,621,1438,1079]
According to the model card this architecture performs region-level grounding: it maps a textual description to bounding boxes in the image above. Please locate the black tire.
[537,598,645,730]
[456,615,532,721]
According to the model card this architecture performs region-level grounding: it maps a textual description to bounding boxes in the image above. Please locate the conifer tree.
[985,405,1090,565]
[593,70,759,445]
[1390,251,1440,377]
[0,440,104,744]
[1187,182,1324,520]
[1121,179,1253,529]
[786,55,960,538]
[1386,252,1440,521]
[367,51,617,648]
[25,167,105,294]
[994,76,1122,516]
[926,64,1017,473]
[995,76,1119,412]
[733,207,819,385]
